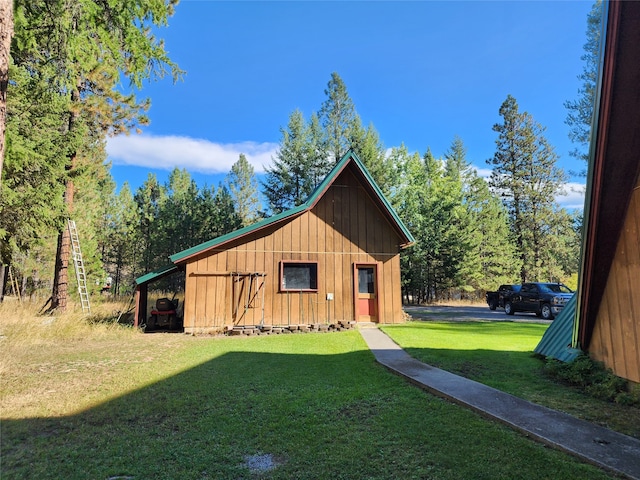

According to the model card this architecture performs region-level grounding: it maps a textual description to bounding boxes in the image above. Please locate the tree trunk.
[0,264,6,303]
[20,271,27,297]
[51,220,71,311]
[50,83,80,312]
[0,0,13,183]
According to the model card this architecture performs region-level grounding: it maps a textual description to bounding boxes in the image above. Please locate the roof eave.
[169,149,415,264]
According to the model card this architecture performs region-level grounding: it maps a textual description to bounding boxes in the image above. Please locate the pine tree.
[263,110,315,214]
[134,174,166,274]
[319,72,357,163]
[488,95,567,282]
[444,135,473,184]
[305,113,330,187]
[11,0,182,311]
[565,0,604,169]
[465,174,521,291]
[394,146,428,303]
[226,154,261,227]
[207,185,242,239]
[0,61,68,300]
[157,168,201,261]
[100,183,138,296]
[349,117,392,195]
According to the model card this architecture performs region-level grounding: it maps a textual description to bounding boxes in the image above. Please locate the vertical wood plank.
[263,229,275,323]
[626,188,640,381]
[214,252,226,326]
[184,262,196,329]
[194,256,207,328]
[616,188,640,381]
[315,197,327,322]
[357,185,367,256]
[342,183,353,320]
[326,189,336,324]
[203,253,215,327]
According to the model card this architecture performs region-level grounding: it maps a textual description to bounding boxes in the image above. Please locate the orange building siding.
[589,177,640,383]
[182,168,405,333]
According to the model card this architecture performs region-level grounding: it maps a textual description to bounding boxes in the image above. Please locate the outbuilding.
[135,150,414,334]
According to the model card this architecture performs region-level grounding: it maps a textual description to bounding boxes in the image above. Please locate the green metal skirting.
[534,293,582,362]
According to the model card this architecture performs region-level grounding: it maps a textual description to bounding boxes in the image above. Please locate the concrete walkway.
[359,327,640,480]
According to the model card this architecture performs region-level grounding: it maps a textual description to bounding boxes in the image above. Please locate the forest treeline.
[1,1,598,307]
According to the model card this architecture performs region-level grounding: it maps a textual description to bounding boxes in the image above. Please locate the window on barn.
[280,261,318,292]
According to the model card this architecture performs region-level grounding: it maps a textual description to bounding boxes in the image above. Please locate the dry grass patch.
[0,301,197,418]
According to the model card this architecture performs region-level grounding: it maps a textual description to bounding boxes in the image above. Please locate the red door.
[355,265,378,322]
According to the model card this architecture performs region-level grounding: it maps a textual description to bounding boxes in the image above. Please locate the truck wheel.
[504,302,515,316]
[488,299,497,311]
[541,304,554,320]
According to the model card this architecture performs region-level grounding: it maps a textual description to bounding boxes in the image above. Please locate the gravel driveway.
[403,304,552,324]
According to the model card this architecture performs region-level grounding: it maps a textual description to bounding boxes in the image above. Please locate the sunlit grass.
[0,310,617,479]
[382,321,640,439]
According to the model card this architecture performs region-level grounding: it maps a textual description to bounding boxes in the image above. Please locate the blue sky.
[107,0,595,209]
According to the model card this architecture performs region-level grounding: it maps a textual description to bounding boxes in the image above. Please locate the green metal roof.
[534,293,581,362]
[170,150,415,264]
[135,264,179,286]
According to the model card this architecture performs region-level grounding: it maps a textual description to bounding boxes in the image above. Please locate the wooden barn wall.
[182,167,404,331]
[589,175,640,383]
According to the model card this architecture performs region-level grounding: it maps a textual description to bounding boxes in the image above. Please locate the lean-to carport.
[134,264,183,328]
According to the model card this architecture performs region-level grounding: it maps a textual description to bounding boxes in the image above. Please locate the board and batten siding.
[182,168,404,332]
[589,175,640,383]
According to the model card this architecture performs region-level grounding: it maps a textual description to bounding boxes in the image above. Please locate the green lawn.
[1,323,620,479]
[381,321,640,439]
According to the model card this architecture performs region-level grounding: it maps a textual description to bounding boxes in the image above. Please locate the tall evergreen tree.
[205,185,242,239]
[565,0,604,169]
[11,0,182,311]
[226,154,261,227]
[465,174,521,291]
[319,72,357,163]
[305,112,330,187]
[395,146,472,302]
[444,135,473,184]
[100,183,138,296]
[134,174,165,275]
[442,137,482,295]
[263,109,315,214]
[393,146,427,303]
[156,168,201,261]
[0,61,68,300]
[488,95,567,283]
[349,117,392,195]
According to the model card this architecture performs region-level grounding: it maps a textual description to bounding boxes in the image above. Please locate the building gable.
[169,150,414,265]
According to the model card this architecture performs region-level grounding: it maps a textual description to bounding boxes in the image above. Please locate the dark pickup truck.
[486,284,521,310]
[504,282,573,320]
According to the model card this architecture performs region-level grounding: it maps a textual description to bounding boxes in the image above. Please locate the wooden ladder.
[68,219,91,314]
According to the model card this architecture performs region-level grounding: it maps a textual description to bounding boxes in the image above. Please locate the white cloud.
[556,182,586,210]
[106,134,278,174]
[472,165,585,209]
[472,166,493,179]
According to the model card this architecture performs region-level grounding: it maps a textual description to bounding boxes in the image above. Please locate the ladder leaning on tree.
[68,219,91,314]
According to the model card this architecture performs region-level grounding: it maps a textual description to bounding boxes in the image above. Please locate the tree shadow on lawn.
[2,347,614,480]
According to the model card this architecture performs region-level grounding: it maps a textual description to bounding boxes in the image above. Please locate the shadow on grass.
[2,343,615,480]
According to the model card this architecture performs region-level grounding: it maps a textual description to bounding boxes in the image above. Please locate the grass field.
[0,303,626,479]
[381,321,640,439]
